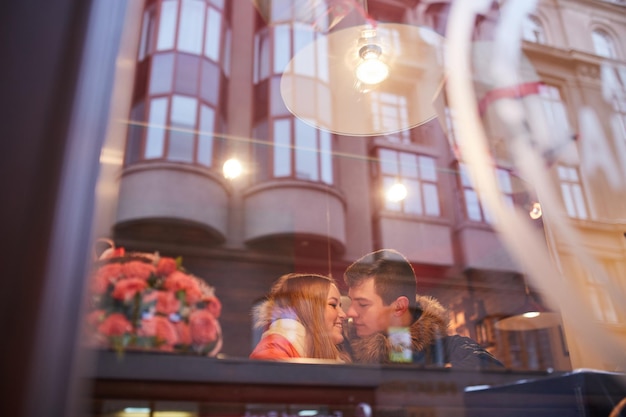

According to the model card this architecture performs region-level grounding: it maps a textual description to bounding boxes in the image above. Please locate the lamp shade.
[280,23,446,136]
[494,296,561,331]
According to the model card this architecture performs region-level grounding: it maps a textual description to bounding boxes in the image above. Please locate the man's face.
[347,277,394,337]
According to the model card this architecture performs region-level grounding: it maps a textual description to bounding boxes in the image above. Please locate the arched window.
[252,13,334,185]
[522,15,546,44]
[592,28,617,58]
[125,0,231,168]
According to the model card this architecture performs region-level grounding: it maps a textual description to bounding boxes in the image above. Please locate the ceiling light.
[280,23,445,136]
[355,44,389,85]
[529,202,542,219]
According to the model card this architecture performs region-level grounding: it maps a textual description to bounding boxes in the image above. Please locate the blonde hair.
[267,273,345,360]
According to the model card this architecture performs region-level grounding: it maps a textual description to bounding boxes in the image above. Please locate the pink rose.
[97,313,132,336]
[189,309,218,345]
[156,257,177,276]
[155,291,181,315]
[112,278,148,302]
[122,261,155,280]
[138,316,178,346]
[204,296,222,319]
[163,271,202,304]
[174,321,192,346]
[90,264,124,294]
[86,309,106,327]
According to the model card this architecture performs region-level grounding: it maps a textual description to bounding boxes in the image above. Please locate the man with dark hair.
[344,249,504,369]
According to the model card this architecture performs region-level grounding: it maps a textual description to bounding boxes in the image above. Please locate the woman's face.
[325,284,347,344]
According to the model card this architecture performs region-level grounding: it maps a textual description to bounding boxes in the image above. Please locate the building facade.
[91,0,626,372]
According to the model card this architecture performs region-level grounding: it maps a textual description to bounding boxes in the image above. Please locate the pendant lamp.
[280,23,446,136]
[495,279,561,331]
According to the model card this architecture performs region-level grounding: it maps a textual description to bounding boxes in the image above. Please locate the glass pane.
[295,119,318,181]
[145,97,168,158]
[383,177,401,211]
[256,29,270,82]
[270,78,289,116]
[125,102,145,164]
[273,119,291,177]
[138,8,155,60]
[200,59,219,105]
[174,53,200,96]
[399,152,418,178]
[465,190,482,221]
[496,169,512,193]
[294,27,314,76]
[177,0,205,55]
[274,25,291,74]
[404,179,423,215]
[572,185,588,219]
[379,149,398,176]
[320,131,333,184]
[149,53,174,94]
[317,35,329,82]
[423,183,441,216]
[419,156,437,181]
[167,95,197,162]
[156,0,177,51]
[204,8,222,61]
[197,105,215,166]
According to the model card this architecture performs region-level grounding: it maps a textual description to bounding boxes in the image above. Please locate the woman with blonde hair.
[250,273,350,362]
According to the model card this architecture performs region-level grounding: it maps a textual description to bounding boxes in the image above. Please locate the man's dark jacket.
[347,295,504,370]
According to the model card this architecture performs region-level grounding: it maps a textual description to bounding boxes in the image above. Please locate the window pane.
[149,53,174,94]
[178,0,205,54]
[274,25,291,74]
[379,149,398,175]
[465,190,482,221]
[294,27,314,76]
[255,29,270,82]
[320,130,333,184]
[383,177,401,211]
[423,183,441,216]
[168,96,197,162]
[496,169,512,193]
[572,185,588,218]
[200,59,219,105]
[273,119,291,177]
[156,0,177,51]
[204,8,222,61]
[404,179,423,215]
[145,98,168,158]
[419,156,437,181]
[126,102,145,164]
[138,8,155,60]
[295,119,318,181]
[174,53,200,95]
[198,105,215,166]
[399,153,418,178]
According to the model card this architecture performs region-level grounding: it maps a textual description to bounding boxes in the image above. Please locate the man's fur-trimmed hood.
[349,295,450,363]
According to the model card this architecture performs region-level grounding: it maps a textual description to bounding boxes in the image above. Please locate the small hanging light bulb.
[529,202,542,219]
[355,44,389,85]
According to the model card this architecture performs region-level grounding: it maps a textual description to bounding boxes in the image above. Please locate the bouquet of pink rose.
[84,241,222,356]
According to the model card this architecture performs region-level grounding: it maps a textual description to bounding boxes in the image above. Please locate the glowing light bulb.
[386,183,407,202]
[223,158,242,179]
[522,311,541,318]
[355,44,389,85]
[529,202,542,219]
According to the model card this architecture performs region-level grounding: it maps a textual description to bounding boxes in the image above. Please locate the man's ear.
[393,296,409,316]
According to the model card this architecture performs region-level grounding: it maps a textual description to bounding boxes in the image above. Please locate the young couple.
[250,249,503,369]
